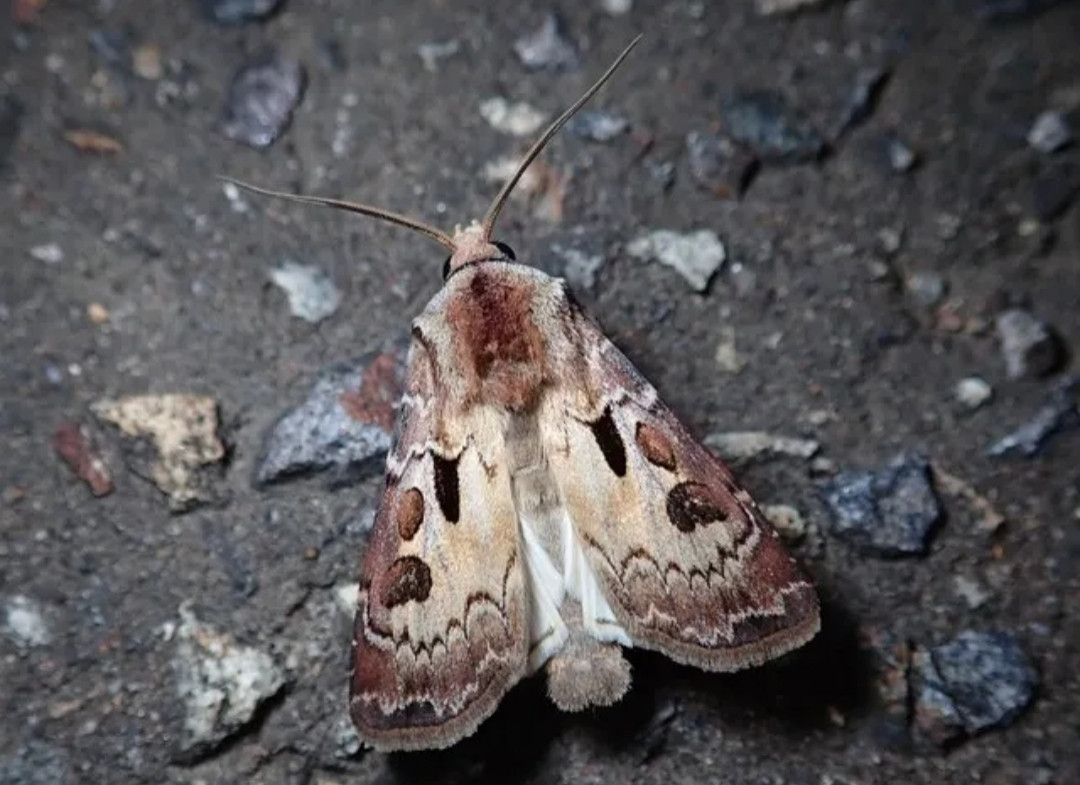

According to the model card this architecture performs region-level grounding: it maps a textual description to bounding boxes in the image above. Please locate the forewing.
[350,337,528,751]
[541,305,820,671]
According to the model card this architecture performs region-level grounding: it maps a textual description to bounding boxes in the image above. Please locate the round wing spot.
[380,556,433,608]
[396,487,424,541]
[635,421,677,471]
[666,481,728,533]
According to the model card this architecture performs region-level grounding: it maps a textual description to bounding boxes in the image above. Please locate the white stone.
[626,229,726,291]
[2,595,51,649]
[478,97,548,137]
[269,261,341,324]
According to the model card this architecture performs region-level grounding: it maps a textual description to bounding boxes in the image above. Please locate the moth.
[231,37,819,752]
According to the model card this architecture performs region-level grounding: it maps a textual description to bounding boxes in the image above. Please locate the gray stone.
[819,453,941,556]
[200,0,285,25]
[912,630,1036,747]
[987,377,1079,457]
[513,12,579,71]
[222,50,305,149]
[685,131,758,197]
[705,431,820,462]
[567,111,630,142]
[723,91,825,163]
[256,346,407,486]
[1027,110,1073,153]
[0,742,69,785]
[996,308,1061,379]
[626,229,726,292]
[172,603,287,759]
[955,376,993,410]
[269,261,341,324]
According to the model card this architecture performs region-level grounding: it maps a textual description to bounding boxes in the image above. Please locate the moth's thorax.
[433,263,555,412]
[446,222,504,272]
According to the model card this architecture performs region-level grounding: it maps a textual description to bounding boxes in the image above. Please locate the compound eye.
[492,241,516,261]
[441,255,452,279]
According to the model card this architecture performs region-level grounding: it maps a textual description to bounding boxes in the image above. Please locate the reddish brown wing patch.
[396,488,424,541]
[635,421,676,471]
[339,351,404,430]
[445,269,548,411]
[380,556,433,607]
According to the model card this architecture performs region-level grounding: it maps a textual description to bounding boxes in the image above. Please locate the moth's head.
[443,222,516,278]
[221,35,640,281]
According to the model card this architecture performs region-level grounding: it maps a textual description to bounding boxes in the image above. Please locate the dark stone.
[685,130,759,197]
[255,345,407,486]
[819,453,941,556]
[912,630,1037,747]
[199,0,287,25]
[222,49,305,149]
[723,90,826,163]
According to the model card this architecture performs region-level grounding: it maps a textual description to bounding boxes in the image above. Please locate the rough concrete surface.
[2,1,1079,784]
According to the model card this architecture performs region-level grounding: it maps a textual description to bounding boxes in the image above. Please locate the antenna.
[481,34,642,238]
[223,35,642,255]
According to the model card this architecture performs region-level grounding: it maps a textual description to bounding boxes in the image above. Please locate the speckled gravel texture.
[2,2,1079,784]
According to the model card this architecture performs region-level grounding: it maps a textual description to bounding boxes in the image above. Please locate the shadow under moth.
[231,36,819,752]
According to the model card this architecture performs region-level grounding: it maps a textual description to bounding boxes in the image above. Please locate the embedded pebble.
[626,229,726,292]
[52,422,113,496]
[331,714,363,759]
[954,377,993,410]
[761,504,807,541]
[200,0,286,25]
[686,131,759,198]
[600,0,633,13]
[417,40,460,72]
[29,243,63,264]
[819,453,941,556]
[172,603,287,759]
[905,271,947,307]
[269,261,341,324]
[885,134,918,172]
[987,377,1079,457]
[513,12,579,71]
[567,111,630,142]
[912,630,1036,747]
[996,308,1061,379]
[92,395,224,511]
[704,431,820,462]
[837,66,890,135]
[953,574,992,609]
[133,43,163,80]
[1026,110,1072,153]
[2,595,51,650]
[256,346,407,486]
[755,0,829,13]
[222,50,305,149]
[551,243,606,291]
[723,91,825,163]
[479,97,548,137]
[333,583,360,616]
[0,742,68,785]
[714,326,744,374]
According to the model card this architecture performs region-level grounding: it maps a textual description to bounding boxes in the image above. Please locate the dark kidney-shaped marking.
[589,406,627,477]
[432,453,460,523]
[666,481,728,533]
[381,556,433,608]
